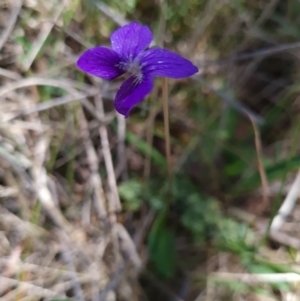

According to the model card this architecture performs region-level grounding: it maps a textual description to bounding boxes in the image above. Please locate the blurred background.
[1,0,300,300]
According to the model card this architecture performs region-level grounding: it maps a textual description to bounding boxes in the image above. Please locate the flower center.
[118,60,143,82]
[127,62,141,75]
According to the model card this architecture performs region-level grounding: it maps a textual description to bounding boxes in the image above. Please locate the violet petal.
[141,48,198,78]
[114,76,153,117]
[77,46,124,80]
[110,22,153,60]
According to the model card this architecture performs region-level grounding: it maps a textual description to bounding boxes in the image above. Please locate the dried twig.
[32,136,72,231]
[0,207,47,236]
[22,2,65,70]
[95,1,127,26]
[250,117,269,210]
[98,264,124,301]
[0,257,85,277]
[229,207,300,249]
[0,77,78,97]
[78,107,107,219]
[210,272,300,284]
[0,276,63,299]
[0,0,23,51]
[59,232,85,301]
[116,113,128,181]
[0,77,111,124]
[94,92,121,213]
[116,223,141,269]
[269,230,300,249]
[6,91,97,120]
[270,170,300,232]
[0,67,21,80]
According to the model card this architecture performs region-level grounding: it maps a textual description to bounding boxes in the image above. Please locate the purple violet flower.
[77,21,198,117]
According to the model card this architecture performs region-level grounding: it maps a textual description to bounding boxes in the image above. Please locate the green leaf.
[148,211,176,278]
[118,179,143,211]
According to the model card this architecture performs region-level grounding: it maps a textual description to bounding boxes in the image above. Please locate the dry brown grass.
[0,1,143,300]
[2,1,300,301]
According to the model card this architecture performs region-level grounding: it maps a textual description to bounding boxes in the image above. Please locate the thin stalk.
[162,77,172,193]
[143,88,159,179]
[250,116,269,210]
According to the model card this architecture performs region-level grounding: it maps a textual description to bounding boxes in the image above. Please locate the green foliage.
[179,187,257,257]
[38,86,66,102]
[148,210,176,278]
[148,196,164,210]
[118,179,143,211]
[218,218,255,256]
[181,193,221,244]
[212,278,249,295]
[118,177,166,211]
[146,176,257,278]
